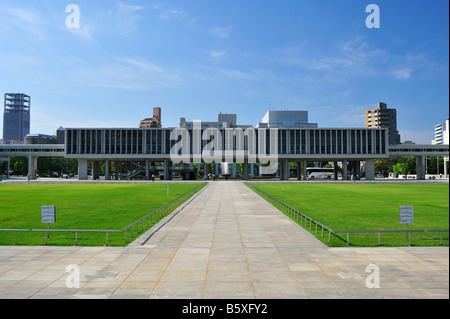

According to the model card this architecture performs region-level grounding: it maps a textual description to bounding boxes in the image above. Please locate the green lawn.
[249,183,449,247]
[0,183,204,247]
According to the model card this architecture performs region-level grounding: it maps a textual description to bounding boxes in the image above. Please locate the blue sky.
[0,0,448,144]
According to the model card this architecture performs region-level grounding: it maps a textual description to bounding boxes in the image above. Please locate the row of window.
[65,128,388,156]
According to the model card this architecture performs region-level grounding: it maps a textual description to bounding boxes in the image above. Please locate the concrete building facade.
[64,127,390,181]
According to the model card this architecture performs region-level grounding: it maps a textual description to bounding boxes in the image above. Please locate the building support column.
[243,159,249,180]
[164,159,172,180]
[280,159,289,181]
[296,161,301,180]
[92,161,100,180]
[115,162,119,180]
[334,161,338,180]
[204,162,210,180]
[6,158,10,179]
[356,161,361,179]
[78,159,88,181]
[145,160,150,180]
[105,160,111,180]
[342,160,348,180]
[416,156,425,180]
[28,156,38,180]
[365,159,375,181]
[444,157,448,178]
[302,160,307,181]
[259,163,262,177]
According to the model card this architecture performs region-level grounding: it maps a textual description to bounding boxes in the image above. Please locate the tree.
[375,159,389,176]
[392,163,408,176]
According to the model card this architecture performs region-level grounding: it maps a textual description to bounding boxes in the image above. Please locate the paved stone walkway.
[0,181,448,299]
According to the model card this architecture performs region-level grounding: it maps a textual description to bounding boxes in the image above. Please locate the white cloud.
[159,9,187,20]
[279,37,388,77]
[209,26,232,38]
[71,56,182,91]
[116,1,146,33]
[220,69,252,80]
[392,68,412,80]
[1,5,48,40]
[209,51,227,58]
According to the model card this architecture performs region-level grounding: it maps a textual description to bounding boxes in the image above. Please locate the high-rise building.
[139,107,162,128]
[432,119,449,145]
[56,126,65,144]
[444,119,450,145]
[3,93,31,143]
[365,102,401,145]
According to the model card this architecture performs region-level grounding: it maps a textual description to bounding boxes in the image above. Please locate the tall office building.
[365,102,401,145]
[3,93,31,143]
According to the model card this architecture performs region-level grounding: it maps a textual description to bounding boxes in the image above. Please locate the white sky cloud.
[209,26,232,38]
[392,68,412,80]
[209,51,227,58]
[159,9,187,21]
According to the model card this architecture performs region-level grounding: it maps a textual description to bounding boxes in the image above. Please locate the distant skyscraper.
[3,93,31,143]
[365,102,401,145]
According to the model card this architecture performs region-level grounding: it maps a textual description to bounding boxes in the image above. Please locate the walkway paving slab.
[0,181,448,299]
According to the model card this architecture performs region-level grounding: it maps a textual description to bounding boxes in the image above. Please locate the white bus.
[307,167,337,180]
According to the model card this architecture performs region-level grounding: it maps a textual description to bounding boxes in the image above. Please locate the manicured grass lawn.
[0,183,204,247]
[250,183,449,247]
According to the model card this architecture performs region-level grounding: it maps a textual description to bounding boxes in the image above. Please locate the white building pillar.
[6,158,10,179]
[444,157,448,178]
[365,159,375,180]
[105,160,111,180]
[280,159,289,181]
[145,160,150,180]
[243,159,249,180]
[204,163,210,180]
[302,160,307,181]
[342,160,348,180]
[28,156,38,180]
[92,161,100,180]
[78,159,88,180]
[416,156,426,180]
[164,159,172,180]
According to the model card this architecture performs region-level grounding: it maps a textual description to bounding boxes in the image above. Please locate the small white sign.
[399,206,413,224]
[42,206,56,224]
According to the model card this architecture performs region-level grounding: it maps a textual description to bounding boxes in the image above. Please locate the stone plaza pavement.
[0,181,448,299]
